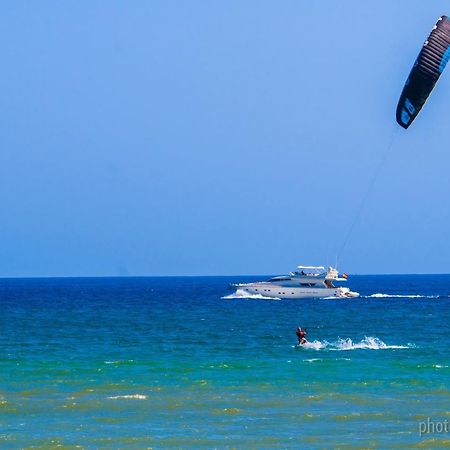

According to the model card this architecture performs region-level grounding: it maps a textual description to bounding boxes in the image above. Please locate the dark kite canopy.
[396,16,450,129]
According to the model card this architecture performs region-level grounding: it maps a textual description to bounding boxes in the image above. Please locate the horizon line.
[0,272,450,280]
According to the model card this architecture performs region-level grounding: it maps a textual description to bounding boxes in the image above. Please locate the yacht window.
[300,283,314,287]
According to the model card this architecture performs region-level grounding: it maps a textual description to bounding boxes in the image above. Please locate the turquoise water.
[0,275,449,448]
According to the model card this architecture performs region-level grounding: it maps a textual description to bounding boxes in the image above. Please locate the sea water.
[0,275,449,448]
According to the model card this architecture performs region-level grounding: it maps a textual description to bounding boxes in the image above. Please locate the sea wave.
[222,289,280,300]
[296,336,412,351]
[104,360,134,365]
[108,394,147,400]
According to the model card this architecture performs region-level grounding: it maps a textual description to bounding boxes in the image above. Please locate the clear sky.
[1,1,450,277]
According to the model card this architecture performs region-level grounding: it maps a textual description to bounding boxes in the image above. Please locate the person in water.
[296,327,307,345]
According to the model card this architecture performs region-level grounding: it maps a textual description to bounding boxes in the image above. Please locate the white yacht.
[231,266,359,299]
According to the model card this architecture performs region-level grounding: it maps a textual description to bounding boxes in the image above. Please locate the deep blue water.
[0,275,449,448]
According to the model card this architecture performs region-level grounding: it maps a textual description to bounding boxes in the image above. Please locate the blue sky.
[1,1,450,276]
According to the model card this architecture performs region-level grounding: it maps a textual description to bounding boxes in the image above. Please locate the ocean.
[0,275,449,448]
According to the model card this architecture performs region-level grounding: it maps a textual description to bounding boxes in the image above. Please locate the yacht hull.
[232,283,359,299]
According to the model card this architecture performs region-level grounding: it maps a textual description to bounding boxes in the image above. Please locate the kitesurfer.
[296,327,307,345]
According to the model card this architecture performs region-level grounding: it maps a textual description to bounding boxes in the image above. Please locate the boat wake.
[222,289,280,300]
[296,336,412,351]
[364,293,440,299]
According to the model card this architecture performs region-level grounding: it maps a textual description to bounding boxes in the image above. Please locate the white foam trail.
[331,337,410,350]
[364,293,439,299]
[108,394,147,400]
[296,336,412,351]
[300,340,327,350]
[222,289,280,300]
